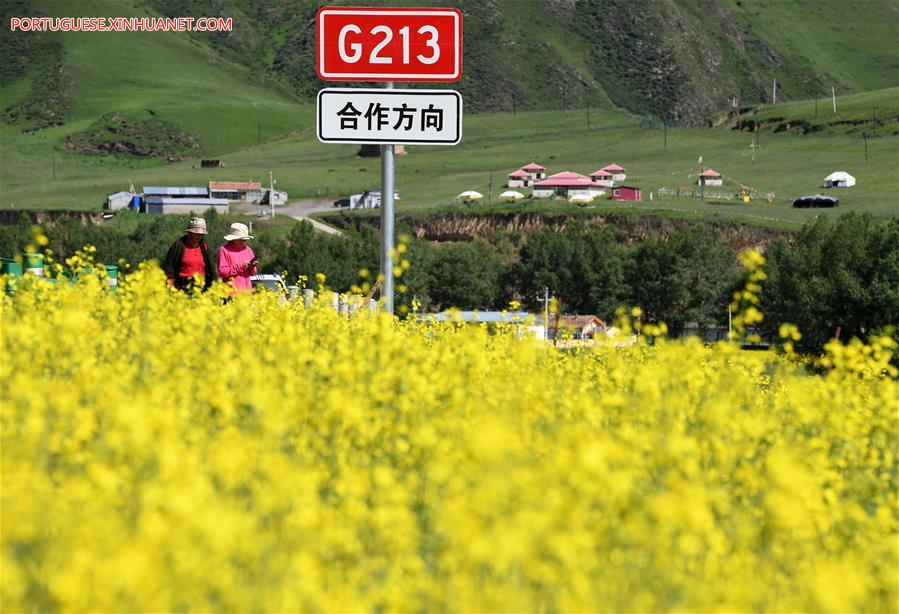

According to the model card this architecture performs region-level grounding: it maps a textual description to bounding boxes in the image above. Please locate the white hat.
[224,222,254,241]
[186,217,208,234]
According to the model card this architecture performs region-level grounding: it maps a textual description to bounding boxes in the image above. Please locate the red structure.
[609,186,642,201]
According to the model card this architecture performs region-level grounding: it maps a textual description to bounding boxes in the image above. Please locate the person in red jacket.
[217,222,257,293]
[162,217,215,292]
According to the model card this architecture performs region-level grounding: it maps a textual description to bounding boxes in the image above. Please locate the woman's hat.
[224,222,254,241]
[186,217,208,235]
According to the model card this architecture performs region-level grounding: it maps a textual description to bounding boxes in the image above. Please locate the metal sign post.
[381,82,396,314]
[316,5,463,315]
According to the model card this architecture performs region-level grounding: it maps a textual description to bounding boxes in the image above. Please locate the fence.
[657,187,776,203]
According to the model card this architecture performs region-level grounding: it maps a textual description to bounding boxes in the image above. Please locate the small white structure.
[601,164,626,182]
[457,190,483,203]
[264,189,289,206]
[568,194,594,204]
[106,191,133,211]
[824,171,856,188]
[698,169,723,187]
[500,190,525,202]
[507,170,532,188]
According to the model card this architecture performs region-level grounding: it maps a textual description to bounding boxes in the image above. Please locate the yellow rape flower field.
[1,265,897,612]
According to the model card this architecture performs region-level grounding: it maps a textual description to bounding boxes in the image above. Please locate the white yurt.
[499,190,524,202]
[824,171,856,188]
[457,190,484,203]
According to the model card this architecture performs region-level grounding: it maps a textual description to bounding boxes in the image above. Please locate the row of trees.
[1,211,896,351]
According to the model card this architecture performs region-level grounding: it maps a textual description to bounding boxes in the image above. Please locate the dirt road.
[232,198,343,235]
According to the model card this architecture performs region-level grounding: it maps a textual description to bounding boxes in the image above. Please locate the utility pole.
[538,287,549,341]
[772,77,776,105]
[832,86,837,113]
[269,170,275,218]
[699,156,705,202]
[751,139,756,164]
[487,171,493,206]
[863,132,868,162]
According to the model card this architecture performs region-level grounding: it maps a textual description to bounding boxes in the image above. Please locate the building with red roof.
[209,181,265,204]
[533,173,606,199]
[698,169,723,186]
[547,314,607,341]
[590,169,614,187]
[601,164,627,182]
[507,169,533,188]
[520,162,546,180]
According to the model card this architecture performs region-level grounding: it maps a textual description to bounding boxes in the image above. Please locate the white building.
[698,169,723,186]
[507,170,532,188]
[144,197,229,215]
[600,163,626,182]
[106,191,133,211]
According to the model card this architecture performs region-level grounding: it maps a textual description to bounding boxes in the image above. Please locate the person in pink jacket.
[217,222,257,293]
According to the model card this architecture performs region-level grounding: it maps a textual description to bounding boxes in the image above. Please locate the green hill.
[138,0,899,124]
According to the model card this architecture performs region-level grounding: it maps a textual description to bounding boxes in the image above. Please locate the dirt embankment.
[0,210,106,225]
[732,113,898,135]
[322,212,793,253]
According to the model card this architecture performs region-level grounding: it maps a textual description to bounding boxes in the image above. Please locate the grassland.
[0,0,896,228]
[3,97,896,227]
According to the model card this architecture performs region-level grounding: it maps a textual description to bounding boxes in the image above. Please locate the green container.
[1,258,22,278]
[104,265,119,293]
[22,253,44,276]
[1,257,23,294]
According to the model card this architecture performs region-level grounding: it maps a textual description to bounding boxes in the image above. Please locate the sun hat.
[224,222,254,242]
[186,217,208,235]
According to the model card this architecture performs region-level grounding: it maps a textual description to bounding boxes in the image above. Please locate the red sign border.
[317,6,463,82]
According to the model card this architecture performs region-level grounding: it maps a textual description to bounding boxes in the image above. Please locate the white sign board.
[317,88,462,145]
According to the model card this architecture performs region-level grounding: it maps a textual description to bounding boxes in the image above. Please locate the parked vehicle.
[333,198,350,208]
[250,274,287,293]
[349,189,399,209]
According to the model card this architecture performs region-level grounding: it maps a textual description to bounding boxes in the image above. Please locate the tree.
[424,240,502,310]
[627,225,738,334]
[761,214,899,349]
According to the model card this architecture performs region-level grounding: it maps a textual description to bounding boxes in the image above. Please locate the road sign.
[317,88,462,145]
[317,7,462,82]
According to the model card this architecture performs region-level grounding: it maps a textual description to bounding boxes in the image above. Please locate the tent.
[793,194,839,208]
[457,190,483,203]
[823,171,855,188]
[499,190,525,202]
[568,194,594,204]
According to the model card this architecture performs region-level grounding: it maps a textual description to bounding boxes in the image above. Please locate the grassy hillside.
[137,0,899,124]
